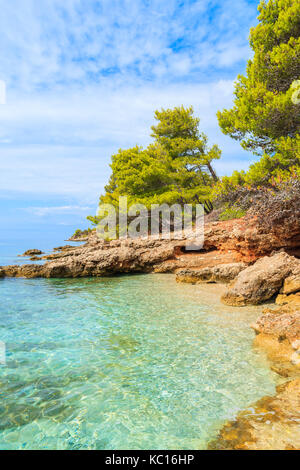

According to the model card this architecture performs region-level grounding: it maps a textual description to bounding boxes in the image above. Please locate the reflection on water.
[0,274,280,449]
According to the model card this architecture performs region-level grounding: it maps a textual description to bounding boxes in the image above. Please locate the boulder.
[251,307,300,344]
[176,262,246,284]
[221,252,300,306]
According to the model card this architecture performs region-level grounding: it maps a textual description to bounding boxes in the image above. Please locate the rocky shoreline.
[205,253,300,450]
[1,216,299,278]
[1,216,299,450]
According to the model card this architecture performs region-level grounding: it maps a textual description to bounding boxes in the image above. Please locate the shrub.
[247,177,300,229]
[219,206,246,221]
[72,228,93,238]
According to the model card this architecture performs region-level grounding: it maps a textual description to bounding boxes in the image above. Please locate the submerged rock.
[208,379,300,450]
[222,253,300,306]
[248,267,300,375]
[251,292,300,375]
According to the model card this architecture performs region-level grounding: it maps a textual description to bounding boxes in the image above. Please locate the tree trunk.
[206,162,218,182]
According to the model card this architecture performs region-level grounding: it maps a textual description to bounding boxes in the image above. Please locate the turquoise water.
[0,274,279,450]
[0,241,84,267]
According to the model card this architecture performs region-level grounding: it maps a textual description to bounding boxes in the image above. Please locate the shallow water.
[0,274,279,449]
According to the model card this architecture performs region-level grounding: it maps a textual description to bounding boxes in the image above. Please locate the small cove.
[0,274,281,449]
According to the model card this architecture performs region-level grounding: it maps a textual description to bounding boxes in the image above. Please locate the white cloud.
[25,205,93,217]
[1,80,235,142]
[0,78,253,205]
[0,0,257,91]
[0,144,110,199]
[0,0,259,219]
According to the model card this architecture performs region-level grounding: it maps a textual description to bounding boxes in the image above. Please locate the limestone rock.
[276,292,300,306]
[221,253,300,306]
[253,333,297,374]
[203,216,300,262]
[281,274,300,295]
[251,308,300,344]
[1,239,183,278]
[2,216,300,279]
[291,350,300,366]
[2,265,20,277]
[208,379,300,450]
[4,265,43,278]
[20,249,44,256]
[53,245,75,252]
[251,301,300,374]
[176,263,246,284]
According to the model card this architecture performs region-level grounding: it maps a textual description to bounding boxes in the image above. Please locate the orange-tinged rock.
[222,252,300,306]
[276,292,300,306]
[281,274,300,295]
[208,379,300,450]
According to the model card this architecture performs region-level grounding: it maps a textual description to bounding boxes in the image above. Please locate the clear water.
[0,274,279,450]
[0,239,84,267]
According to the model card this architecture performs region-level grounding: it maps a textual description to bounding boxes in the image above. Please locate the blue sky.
[0,0,260,248]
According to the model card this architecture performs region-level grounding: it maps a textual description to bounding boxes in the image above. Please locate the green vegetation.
[86,0,299,228]
[219,206,246,221]
[72,228,93,238]
[214,0,299,210]
[88,106,220,225]
[218,0,299,156]
[104,106,220,208]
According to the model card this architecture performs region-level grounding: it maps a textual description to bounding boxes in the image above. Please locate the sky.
[0,0,261,251]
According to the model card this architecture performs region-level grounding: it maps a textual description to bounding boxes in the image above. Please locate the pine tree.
[90,106,220,222]
[218,0,300,158]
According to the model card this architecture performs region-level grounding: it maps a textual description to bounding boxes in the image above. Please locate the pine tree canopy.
[217,0,300,156]
[99,106,220,210]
